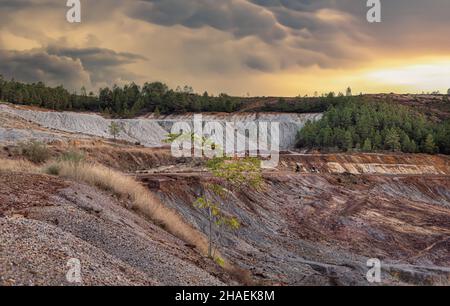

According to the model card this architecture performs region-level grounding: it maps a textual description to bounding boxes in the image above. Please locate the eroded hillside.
[140,155,450,285]
[0,105,449,286]
[0,104,321,150]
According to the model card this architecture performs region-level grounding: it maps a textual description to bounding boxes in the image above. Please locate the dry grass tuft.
[43,161,210,255]
[0,158,38,173]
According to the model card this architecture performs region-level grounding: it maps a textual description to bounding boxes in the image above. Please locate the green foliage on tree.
[297,99,450,155]
[154,106,161,117]
[200,156,263,258]
[0,77,243,117]
[108,121,123,141]
[401,134,416,153]
[164,132,263,259]
[362,138,372,152]
[385,128,401,152]
[423,134,436,154]
[344,130,353,152]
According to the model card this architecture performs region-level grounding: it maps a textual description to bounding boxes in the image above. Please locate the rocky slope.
[141,168,450,285]
[280,153,450,175]
[0,172,230,286]
[0,104,321,150]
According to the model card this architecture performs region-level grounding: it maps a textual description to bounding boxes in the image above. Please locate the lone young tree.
[108,121,123,141]
[165,133,263,263]
[198,156,262,261]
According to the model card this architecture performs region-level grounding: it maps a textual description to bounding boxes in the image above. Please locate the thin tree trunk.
[208,207,213,258]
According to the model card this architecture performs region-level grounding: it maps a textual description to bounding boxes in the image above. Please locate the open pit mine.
[0,103,449,286]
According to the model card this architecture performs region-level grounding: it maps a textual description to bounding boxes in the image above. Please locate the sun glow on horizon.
[364,59,450,93]
[261,58,450,97]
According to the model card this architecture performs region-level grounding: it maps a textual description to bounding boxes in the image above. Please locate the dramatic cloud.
[125,0,367,69]
[0,46,146,90]
[0,49,90,89]
[45,46,146,85]
[0,0,449,95]
[127,0,288,43]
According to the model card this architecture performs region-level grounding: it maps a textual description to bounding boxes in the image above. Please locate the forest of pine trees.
[0,76,242,117]
[0,77,364,117]
[297,99,450,154]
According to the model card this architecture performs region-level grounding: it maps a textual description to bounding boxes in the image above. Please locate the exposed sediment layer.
[142,171,450,285]
[0,104,322,149]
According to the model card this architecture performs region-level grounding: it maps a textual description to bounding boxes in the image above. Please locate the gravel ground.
[0,172,227,286]
[0,218,157,286]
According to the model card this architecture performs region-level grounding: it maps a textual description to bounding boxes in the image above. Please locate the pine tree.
[401,134,413,153]
[410,140,418,153]
[385,128,401,152]
[108,122,123,141]
[424,134,436,154]
[362,138,372,152]
[344,131,353,151]
[154,106,161,117]
[373,131,382,150]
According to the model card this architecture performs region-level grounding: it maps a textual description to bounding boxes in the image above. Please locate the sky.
[0,0,450,96]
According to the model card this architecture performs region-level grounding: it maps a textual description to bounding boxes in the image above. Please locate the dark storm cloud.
[0,0,58,10]
[126,0,450,69]
[45,46,146,84]
[46,47,146,67]
[127,0,288,43]
[0,47,146,90]
[249,0,338,12]
[0,0,29,9]
[125,0,368,71]
[0,49,90,89]
[127,0,354,36]
[244,55,276,72]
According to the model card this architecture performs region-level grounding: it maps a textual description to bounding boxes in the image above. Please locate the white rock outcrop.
[0,105,322,149]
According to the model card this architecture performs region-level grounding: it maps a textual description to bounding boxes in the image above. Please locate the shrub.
[45,163,61,175]
[214,256,226,268]
[60,149,85,165]
[17,140,50,163]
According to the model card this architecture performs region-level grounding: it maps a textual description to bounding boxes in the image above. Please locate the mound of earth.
[0,104,322,150]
